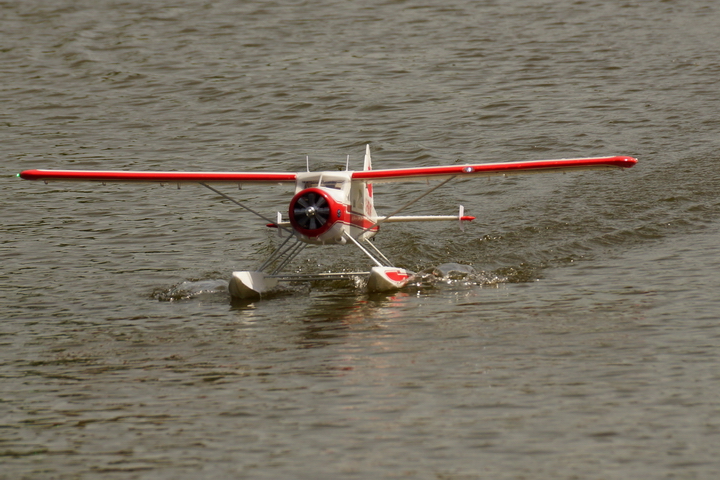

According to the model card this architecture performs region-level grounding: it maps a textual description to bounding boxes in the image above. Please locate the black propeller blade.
[292,191,331,230]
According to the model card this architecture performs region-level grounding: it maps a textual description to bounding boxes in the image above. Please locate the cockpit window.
[322,181,343,189]
[303,180,344,190]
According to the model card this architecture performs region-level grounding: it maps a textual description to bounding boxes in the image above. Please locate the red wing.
[19,156,636,184]
[19,169,297,184]
[351,156,637,183]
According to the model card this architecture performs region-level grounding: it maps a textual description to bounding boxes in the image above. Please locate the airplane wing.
[18,169,297,184]
[18,156,636,185]
[351,156,637,183]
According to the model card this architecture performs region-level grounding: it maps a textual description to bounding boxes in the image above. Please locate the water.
[2,0,720,478]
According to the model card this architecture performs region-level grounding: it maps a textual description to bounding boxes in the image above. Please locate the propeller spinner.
[289,188,339,236]
[293,190,330,230]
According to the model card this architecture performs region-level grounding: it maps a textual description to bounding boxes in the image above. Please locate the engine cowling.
[288,188,340,238]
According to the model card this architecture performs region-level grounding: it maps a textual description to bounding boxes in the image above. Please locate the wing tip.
[621,156,639,167]
[18,170,39,180]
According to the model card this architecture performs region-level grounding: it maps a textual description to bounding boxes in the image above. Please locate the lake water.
[3,0,720,478]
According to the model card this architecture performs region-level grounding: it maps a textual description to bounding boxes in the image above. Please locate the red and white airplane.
[19,146,637,299]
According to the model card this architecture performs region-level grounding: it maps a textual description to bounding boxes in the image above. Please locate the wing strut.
[361,175,457,235]
[199,183,293,235]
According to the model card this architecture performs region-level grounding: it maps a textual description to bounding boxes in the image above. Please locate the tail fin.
[363,144,372,171]
[363,144,377,219]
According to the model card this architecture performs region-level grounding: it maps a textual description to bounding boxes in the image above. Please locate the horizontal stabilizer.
[378,215,475,223]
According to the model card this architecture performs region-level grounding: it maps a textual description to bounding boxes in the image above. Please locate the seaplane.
[19,146,637,299]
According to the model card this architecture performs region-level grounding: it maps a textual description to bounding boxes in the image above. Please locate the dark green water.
[3,1,720,478]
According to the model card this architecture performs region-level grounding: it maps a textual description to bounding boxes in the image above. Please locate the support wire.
[360,176,456,235]
[200,183,293,235]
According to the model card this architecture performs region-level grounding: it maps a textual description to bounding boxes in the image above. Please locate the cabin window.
[303,180,344,190]
[322,181,343,190]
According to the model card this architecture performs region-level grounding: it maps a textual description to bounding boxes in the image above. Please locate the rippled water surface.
[3,1,720,478]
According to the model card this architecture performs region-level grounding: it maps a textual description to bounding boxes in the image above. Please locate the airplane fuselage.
[288,171,378,245]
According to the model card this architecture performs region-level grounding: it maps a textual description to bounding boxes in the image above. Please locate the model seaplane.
[19,146,637,299]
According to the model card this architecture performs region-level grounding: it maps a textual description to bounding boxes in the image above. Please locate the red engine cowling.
[288,188,341,238]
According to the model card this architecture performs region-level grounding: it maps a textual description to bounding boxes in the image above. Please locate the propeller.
[291,190,331,231]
